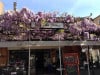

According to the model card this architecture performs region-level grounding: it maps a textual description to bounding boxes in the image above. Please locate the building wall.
[0,1,4,15]
[94,15,100,25]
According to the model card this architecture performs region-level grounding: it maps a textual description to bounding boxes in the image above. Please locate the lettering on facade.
[41,23,64,28]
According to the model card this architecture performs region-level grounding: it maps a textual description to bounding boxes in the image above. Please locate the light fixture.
[81,46,88,52]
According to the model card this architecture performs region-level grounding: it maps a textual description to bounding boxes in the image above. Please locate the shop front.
[8,48,59,75]
[7,46,81,75]
[0,41,100,75]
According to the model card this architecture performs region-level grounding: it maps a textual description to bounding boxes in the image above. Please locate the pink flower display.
[0,8,100,41]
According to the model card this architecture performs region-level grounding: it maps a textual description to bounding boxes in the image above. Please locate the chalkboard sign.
[63,53,79,64]
[65,65,78,75]
[63,53,80,75]
[64,56,77,64]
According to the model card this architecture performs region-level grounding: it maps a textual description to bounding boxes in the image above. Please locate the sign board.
[65,65,78,75]
[63,53,79,64]
[41,23,64,28]
[63,53,80,75]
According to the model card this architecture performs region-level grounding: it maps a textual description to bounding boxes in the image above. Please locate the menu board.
[63,53,80,75]
[63,53,79,64]
[65,65,78,75]
[64,56,77,64]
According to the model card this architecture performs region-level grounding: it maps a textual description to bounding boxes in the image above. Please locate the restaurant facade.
[0,3,100,75]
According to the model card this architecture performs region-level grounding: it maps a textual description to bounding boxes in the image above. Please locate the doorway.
[31,50,56,75]
[35,51,45,74]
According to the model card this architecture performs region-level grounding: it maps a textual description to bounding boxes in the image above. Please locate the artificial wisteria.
[0,7,100,41]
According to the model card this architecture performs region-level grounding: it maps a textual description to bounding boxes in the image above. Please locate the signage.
[63,53,79,64]
[41,23,64,28]
[65,65,78,75]
[63,53,80,75]
[64,56,77,64]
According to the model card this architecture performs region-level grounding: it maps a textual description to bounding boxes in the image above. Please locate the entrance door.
[31,50,57,75]
[35,51,45,74]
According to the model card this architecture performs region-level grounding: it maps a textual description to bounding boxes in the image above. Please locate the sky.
[1,0,100,18]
